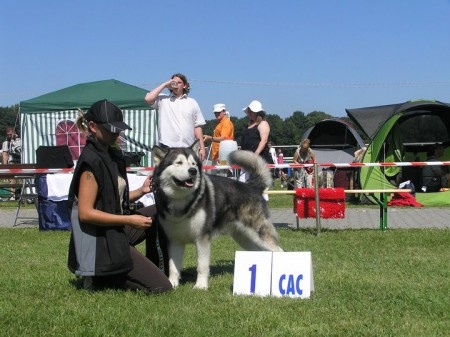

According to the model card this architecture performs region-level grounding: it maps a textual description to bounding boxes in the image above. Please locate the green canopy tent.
[19,79,157,166]
[346,100,450,206]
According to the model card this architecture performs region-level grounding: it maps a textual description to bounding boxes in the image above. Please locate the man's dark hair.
[171,73,190,94]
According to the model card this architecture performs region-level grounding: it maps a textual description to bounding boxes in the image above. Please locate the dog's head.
[151,142,203,198]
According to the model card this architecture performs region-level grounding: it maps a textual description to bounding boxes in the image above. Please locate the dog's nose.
[188,167,197,176]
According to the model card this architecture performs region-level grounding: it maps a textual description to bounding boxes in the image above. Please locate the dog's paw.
[193,274,209,289]
[193,282,208,290]
[169,278,179,288]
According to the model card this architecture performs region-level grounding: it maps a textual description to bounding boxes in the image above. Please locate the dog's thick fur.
[151,144,283,289]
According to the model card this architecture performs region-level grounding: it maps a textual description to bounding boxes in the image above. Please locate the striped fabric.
[20,109,158,166]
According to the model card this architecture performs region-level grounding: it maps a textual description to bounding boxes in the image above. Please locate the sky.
[1,0,450,119]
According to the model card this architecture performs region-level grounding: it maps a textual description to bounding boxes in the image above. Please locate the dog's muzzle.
[173,167,197,188]
[188,168,197,176]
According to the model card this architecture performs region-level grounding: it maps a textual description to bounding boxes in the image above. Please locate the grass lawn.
[1,226,448,337]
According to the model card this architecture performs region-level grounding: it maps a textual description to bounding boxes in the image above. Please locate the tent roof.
[20,79,152,113]
[302,118,365,165]
[345,100,450,140]
[303,118,365,149]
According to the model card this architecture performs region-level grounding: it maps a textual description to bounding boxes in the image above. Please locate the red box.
[294,188,345,219]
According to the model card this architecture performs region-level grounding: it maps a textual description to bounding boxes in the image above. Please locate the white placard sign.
[233,251,314,298]
[271,252,314,299]
[233,251,273,296]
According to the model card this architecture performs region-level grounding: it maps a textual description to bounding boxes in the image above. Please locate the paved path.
[0,207,40,228]
[271,207,449,230]
[1,205,448,230]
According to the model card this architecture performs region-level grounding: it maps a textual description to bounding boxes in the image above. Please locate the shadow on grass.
[179,259,235,285]
[69,277,84,290]
[279,226,355,235]
[66,259,235,290]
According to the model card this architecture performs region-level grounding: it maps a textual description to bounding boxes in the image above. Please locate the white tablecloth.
[46,173,155,206]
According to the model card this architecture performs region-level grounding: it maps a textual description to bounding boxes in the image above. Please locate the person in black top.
[240,100,273,179]
[240,100,273,200]
[67,99,172,294]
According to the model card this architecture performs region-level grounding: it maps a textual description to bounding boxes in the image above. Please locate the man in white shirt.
[145,73,206,160]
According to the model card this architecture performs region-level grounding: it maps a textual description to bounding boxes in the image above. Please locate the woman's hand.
[130,173,153,202]
[141,174,152,194]
[127,214,152,229]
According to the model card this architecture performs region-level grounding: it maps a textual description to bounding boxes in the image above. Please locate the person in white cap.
[240,100,274,184]
[203,103,234,165]
[144,73,206,160]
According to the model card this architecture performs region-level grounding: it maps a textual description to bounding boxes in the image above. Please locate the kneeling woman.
[67,99,172,294]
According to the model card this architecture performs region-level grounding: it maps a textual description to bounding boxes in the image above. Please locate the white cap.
[213,103,229,115]
[243,100,264,113]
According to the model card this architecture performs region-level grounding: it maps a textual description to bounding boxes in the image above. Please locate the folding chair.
[13,176,38,227]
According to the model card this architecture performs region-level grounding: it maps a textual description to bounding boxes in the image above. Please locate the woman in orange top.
[203,103,234,164]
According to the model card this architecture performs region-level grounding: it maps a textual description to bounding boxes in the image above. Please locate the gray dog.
[151,144,283,289]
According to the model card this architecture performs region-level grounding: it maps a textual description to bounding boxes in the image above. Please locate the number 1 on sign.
[233,251,272,296]
[249,264,256,293]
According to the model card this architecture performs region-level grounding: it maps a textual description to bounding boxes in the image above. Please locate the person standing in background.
[240,100,273,200]
[268,141,277,165]
[277,148,284,165]
[144,73,206,160]
[276,148,287,186]
[2,126,21,165]
[268,141,277,179]
[2,126,22,200]
[240,100,273,164]
[203,103,234,165]
[293,138,316,188]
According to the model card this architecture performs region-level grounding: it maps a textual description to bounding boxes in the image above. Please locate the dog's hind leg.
[168,242,185,288]
[193,235,211,289]
[231,220,283,252]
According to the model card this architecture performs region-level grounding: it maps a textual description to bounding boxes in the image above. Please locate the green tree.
[304,110,333,130]
[265,114,284,145]
[284,111,307,146]
[202,119,216,138]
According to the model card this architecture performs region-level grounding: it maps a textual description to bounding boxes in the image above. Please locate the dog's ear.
[190,140,200,155]
[151,146,168,166]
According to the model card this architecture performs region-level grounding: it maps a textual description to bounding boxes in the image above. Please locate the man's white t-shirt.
[153,93,206,147]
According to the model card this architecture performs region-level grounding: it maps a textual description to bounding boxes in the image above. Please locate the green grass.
[1,227,448,337]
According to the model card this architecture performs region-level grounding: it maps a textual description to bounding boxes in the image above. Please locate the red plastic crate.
[294,188,345,219]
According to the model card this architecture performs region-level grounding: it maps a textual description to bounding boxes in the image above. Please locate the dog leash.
[203,145,212,165]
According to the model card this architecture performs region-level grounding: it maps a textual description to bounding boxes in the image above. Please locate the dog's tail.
[228,150,272,193]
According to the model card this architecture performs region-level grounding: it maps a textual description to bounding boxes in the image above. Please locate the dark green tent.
[19,79,157,166]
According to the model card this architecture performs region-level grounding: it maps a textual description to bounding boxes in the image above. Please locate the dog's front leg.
[168,242,185,288]
[194,235,211,289]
